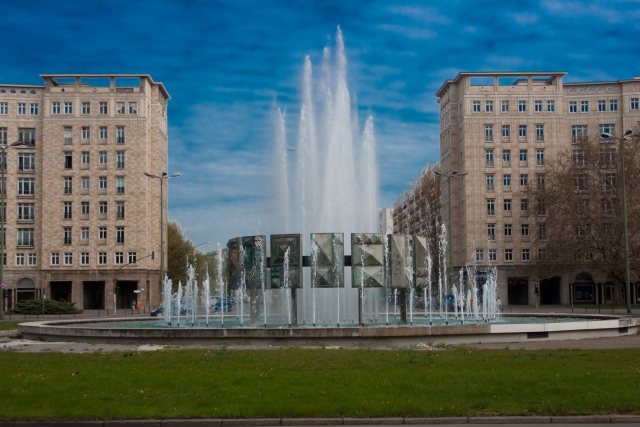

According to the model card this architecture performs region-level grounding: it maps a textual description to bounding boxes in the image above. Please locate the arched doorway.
[16,278,36,302]
[573,272,594,303]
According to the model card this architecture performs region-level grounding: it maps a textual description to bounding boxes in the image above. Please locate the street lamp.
[0,141,27,319]
[601,129,638,314]
[434,170,468,293]
[144,172,180,302]
[114,251,155,314]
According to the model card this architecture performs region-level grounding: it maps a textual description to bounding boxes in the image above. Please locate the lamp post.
[0,141,27,319]
[601,129,638,314]
[114,251,155,314]
[434,170,468,292]
[144,172,180,303]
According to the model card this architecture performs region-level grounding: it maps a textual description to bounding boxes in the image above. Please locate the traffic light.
[534,284,539,296]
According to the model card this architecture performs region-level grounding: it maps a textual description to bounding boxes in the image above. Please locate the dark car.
[211,296,235,312]
[150,306,187,317]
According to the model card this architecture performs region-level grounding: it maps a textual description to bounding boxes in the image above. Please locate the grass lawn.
[1,347,640,420]
[0,321,21,331]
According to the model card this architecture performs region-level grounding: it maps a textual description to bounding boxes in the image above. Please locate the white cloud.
[387,6,451,25]
[507,12,539,25]
[376,24,437,40]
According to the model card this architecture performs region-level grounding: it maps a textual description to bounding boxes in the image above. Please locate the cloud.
[376,24,438,40]
[386,6,451,25]
[507,12,539,25]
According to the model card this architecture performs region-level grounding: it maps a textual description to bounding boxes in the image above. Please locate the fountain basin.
[18,314,640,348]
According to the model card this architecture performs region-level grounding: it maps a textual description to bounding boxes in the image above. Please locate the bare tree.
[519,133,640,303]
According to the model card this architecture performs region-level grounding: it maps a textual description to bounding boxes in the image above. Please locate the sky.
[2,0,640,248]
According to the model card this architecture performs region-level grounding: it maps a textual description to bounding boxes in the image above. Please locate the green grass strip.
[0,321,21,331]
[1,347,640,420]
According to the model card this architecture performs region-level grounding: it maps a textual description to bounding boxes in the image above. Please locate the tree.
[519,134,640,303]
[167,221,212,290]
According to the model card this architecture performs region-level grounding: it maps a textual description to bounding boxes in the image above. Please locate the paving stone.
[611,415,640,423]
[468,416,551,424]
[162,420,222,427]
[343,418,403,425]
[105,421,161,427]
[281,419,342,426]
[222,420,281,427]
[550,415,611,423]
[404,418,468,424]
[15,423,103,427]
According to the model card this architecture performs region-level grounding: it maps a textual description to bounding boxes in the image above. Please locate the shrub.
[8,299,82,315]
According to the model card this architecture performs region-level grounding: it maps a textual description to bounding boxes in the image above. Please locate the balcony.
[116,187,125,194]
[64,187,72,195]
[486,184,495,192]
[486,160,494,168]
[116,161,125,169]
[19,139,35,147]
[116,238,124,244]
[117,137,125,144]
[116,211,125,220]
[64,137,73,145]
[487,209,495,216]
[63,238,72,245]
[536,135,544,142]
[63,213,72,219]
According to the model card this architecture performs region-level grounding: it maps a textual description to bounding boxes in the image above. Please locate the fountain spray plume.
[272,108,290,234]
[162,274,172,325]
[215,244,225,327]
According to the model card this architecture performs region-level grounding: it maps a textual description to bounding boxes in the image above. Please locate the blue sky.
[2,0,640,247]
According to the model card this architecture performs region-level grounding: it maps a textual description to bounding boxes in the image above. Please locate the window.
[581,100,589,113]
[82,127,90,140]
[116,226,125,244]
[99,151,107,165]
[504,224,512,236]
[17,203,34,221]
[64,152,73,169]
[82,151,90,165]
[475,249,484,262]
[28,253,37,266]
[518,125,527,137]
[19,128,35,145]
[0,127,5,145]
[572,149,586,167]
[99,102,108,115]
[81,227,89,240]
[51,253,60,265]
[82,177,90,189]
[64,102,73,115]
[128,252,137,264]
[81,201,89,215]
[115,252,124,264]
[63,126,73,144]
[602,198,613,215]
[534,100,542,112]
[64,177,72,194]
[487,224,495,241]
[99,227,107,240]
[631,98,639,110]
[486,174,494,191]
[99,126,108,140]
[15,253,25,266]
[569,101,577,113]
[63,227,72,244]
[536,149,545,166]
[129,102,137,115]
[99,177,107,189]
[116,201,125,219]
[520,174,528,186]
[599,148,616,168]
[81,253,90,265]
[18,153,35,172]
[537,174,545,190]
[547,100,555,112]
[519,149,527,162]
[504,199,512,212]
[521,224,530,236]
[501,100,509,112]
[116,151,125,168]
[521,198,529,212]
[0,153,4,172]
[487,199,495,216]
[116,126,125,144]
[539,224,547,240]
[502,149,511,162]
[485,101,493,113]
[99,202,108,214]
[598,100,606,112]
[536,125,544,141]
[574,174,588,192]
[610,99,618,111]
[502,125,510,137]
[488,249,497,261]
[503,174,511,187]
[116,102,125,114]
[505,249,513,261]
[603,173,616,191]
[64,253,73,265]
[98,252,107,265]
[485,125,493,142]
[17,103,26,115]
[82,102,90,115]
[473,101,481,113]
[17,228,34,246]
[518,100,526,112]
[572,125,588,143]
[599,124,615,139]
[116,177,125,194]
[18,178,35,196]
[522,249,530,262]
[52,102,60,115]
[485,149,494,167]
[0,102,7,115]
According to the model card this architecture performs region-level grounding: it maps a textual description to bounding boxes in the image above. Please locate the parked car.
[150,306,187,317]
[211,296,235,312]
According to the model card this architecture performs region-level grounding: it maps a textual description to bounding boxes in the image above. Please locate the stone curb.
[5,415,640,425]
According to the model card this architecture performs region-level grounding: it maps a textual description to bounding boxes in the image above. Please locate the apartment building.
[435,72,640,306]
[0,74,169,311]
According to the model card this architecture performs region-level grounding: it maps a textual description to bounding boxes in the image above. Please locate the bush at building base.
[8,299,82,315]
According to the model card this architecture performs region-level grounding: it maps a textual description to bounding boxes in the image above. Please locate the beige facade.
[0,74,169,311]
[435,72,640,306]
